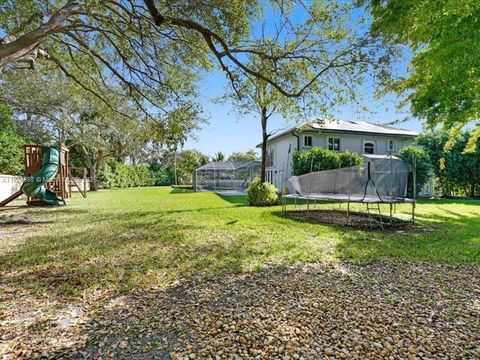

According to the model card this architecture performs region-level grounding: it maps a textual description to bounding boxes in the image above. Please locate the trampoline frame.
[281,154,417,230]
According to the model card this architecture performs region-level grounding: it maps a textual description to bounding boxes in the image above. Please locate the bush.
[149,162,173,186]
[398,145,432,197]
[293,147,363,175]
[247,178,278,206]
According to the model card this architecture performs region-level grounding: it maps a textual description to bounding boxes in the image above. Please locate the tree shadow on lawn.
[272,200,480,264]
[0,197,480,358]
[214,193,247,205]
[169,187,194,194]
[0,207,272,299]
[419,198,480,205]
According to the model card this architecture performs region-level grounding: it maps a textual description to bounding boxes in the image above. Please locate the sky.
[183,4,423,158]
[184,68,422,158]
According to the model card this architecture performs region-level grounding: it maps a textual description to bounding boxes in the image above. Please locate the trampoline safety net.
[286,155,413,203]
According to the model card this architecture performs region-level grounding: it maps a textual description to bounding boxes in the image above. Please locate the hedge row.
[99,163,154,188]
[293,147,363,175]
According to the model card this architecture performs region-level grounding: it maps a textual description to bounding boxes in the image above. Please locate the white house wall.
[266,132,415,190]
[300,132,413,154]
[265,135,297,189]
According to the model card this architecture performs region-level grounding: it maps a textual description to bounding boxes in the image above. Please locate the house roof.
[261,118,418,146]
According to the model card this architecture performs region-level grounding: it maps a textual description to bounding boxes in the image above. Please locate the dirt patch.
[284,209,431,232]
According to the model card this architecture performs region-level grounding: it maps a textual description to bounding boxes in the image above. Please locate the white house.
[258,118,418,189]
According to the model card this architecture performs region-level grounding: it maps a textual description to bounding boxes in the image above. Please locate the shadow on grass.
[169,187,194,194]
[271,208,416,232]
[2,194,479,300]
[418,198,480,205]
[214,193,247,205]
[1,191,480,357]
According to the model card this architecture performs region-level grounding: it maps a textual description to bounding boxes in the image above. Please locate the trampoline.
[283,154,417,229]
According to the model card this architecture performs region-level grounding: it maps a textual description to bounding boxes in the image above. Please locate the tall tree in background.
[368,0,480,150]
[0,65,204,189]
[0,103,24,175]
[213,152,225,162]
[228,150,258,162]
[227,1,393,183]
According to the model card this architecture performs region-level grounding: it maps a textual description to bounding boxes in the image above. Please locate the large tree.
[226,1,393,183]
[1,1,394,114]
[368,0,480,150]
[0,65,203,189]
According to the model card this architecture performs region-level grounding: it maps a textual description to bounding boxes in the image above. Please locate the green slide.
[21,146,65,206]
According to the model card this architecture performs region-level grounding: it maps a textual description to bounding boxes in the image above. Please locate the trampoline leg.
[346,201,350,225]
[307,198,310,216]
[389,203,393,225]
[377,204,384,231]
[412,202,416,224]
[366,204,373,230]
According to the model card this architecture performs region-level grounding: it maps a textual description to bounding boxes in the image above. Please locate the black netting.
[286,155,412,203]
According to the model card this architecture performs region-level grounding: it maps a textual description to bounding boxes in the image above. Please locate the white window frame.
[387,139,395,152]
[327,137,341,151]
[303,135,313,148]
[363,140,376,154]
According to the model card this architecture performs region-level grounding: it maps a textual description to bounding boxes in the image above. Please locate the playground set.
[0,145,87,207]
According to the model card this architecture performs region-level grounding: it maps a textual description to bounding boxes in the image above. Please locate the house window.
[266,148,274,167]
[304,135,313,147]
[328,137,341,151]
[388,139,395,152]
[364,141,376,154]
[266,170,273,184]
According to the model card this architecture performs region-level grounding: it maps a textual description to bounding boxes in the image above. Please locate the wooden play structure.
[0,144,87,207]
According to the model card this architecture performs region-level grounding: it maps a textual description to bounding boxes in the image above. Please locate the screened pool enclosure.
[193,161,261,192]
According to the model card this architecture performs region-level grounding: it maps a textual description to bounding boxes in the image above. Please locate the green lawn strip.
[1,187,478,297]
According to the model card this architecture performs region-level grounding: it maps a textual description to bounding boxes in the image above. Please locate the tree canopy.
[0,103,24,175]
[369,0,480,149]
[224,1,393,182]
[1,1,395,118]
[228,150,258,162]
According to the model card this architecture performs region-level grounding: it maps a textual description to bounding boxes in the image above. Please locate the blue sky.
[184,6,422,158]
[184,61,422,158]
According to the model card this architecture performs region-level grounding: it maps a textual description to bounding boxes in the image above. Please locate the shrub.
[149,163,173,186]
[338,150,363,168]
[247,178,278,206]
[398,145,432,197]
[293,147,363,175]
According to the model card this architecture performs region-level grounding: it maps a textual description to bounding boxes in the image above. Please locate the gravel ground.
[1,261,479,359]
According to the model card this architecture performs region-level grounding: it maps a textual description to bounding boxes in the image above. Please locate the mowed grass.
[1,187,479,296]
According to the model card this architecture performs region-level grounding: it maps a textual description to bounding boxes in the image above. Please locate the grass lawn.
[1,186,478,297]
[1,187,479,358]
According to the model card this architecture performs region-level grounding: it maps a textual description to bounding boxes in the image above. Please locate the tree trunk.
[260,107,268,183]
[89,149,104,191]
[89,160,98,191]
